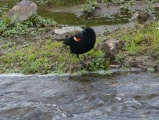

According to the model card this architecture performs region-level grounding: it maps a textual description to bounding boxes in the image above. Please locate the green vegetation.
[102,0,135,13]
[120,1,134,13]
[87,46,110,71]
[102,0,159,4]
[0,1,110,74]
[83,0,98,16]
[35,0,85,6]
[145,0,159,3]
[102,0,126,4]
[89,55,109,71]
[0,6,8,14]
[0,40,61,74]
[0,14,109,74]
[0,15,57,37]
[102,0,157,13]
[0,38,109,74]
[112,21,159,56]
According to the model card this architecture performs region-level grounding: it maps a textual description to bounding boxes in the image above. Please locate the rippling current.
[0,71,159,120]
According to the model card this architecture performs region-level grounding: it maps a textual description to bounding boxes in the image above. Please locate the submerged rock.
[6,0,37,23]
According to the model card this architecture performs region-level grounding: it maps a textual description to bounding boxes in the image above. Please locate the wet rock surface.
[0,71,159,120]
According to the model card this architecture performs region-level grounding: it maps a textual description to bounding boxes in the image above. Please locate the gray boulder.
[6,0,37,23]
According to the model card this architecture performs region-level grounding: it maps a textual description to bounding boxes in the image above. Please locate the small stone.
[97,100,105,105]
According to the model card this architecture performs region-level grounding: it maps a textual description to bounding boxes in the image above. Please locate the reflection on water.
[0,0,132,27]
[1,0,159,27]
[39,11,131,27]
[0,71,159,120]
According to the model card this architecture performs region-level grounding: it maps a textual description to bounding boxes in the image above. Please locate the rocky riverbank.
[0,0,159,74]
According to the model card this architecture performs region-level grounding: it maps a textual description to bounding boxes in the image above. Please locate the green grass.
[82,0,98,16]
[113,21,159,55]
[0,13,110,74]
[0,38,109,74]
[1,20,159,74]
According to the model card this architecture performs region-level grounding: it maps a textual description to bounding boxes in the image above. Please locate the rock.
[6,0,37,23]
[97,38,125,58]
[54,26,83,35]
[51,26,83,41]
[129,11,157,24]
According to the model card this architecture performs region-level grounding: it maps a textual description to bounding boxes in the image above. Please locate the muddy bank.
[49,1,159,17]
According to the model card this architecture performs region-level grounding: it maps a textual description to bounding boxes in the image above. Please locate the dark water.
[0,71,159,120]
[0,0,131,27]
[1,0,159,27]
[39,10,131,27]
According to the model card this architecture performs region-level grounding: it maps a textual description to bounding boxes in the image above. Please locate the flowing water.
[0,71,159,120]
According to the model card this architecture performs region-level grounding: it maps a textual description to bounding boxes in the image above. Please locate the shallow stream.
[0,71,159,120]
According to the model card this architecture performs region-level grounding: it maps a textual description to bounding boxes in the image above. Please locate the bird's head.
[83,28,96,39]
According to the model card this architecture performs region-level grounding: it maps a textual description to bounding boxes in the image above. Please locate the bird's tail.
[54,38,67,41]
[54,38,70,46]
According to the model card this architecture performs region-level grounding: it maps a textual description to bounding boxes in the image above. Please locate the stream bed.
[0,71,159,120]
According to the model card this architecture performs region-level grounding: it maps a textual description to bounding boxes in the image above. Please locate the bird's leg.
[68,53,72,63]
[82,54,86,60]
[76,54,85,66]
[76,54,82,63]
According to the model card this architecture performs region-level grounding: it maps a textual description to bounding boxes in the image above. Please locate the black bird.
[59,28,96,63]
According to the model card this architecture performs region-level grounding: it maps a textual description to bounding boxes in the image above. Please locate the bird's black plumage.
[63,28,96,63]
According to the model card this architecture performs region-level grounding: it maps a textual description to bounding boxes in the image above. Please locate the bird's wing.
[74,32,84,41]
[63,31,84,46]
